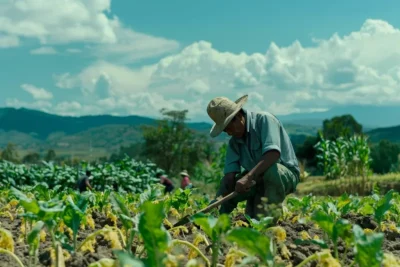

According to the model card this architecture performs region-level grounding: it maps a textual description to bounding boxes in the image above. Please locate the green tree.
[22,152,41,164]
[109,142,144,162]
[370,140,400,174]
[45,149,57,162]
[1,143,19,163]
[295,135,320,168]
[193,143,227,190]
[141,109,212,175]
[322,114,363,140]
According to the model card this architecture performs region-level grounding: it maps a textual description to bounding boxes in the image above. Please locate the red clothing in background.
[181,176,191,189]
[160,175,173,186]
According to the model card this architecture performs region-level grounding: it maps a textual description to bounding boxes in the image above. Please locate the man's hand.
[235,174,253,193]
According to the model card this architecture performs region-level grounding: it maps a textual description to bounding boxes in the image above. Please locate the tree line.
[1,110,399,179]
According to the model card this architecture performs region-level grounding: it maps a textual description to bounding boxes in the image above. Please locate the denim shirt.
[223,109,300,178]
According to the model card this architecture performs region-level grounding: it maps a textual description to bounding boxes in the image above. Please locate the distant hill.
[0,107,319,159]
[366,125,400,143]
[276,104,400,129]
[1,106,400,160]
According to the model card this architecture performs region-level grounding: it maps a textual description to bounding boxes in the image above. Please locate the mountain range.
[275,104,400,129]
[0,106,399,160]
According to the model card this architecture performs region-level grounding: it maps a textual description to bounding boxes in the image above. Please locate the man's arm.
[247,150,280,181]
[221,172,238,195]
[222,141,241,194]
[85,179,93,190]
[236,113,281,192]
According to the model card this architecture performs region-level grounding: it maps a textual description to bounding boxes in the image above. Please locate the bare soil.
[1,212,400,267]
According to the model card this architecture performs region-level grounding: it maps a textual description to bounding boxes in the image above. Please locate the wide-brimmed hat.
[180,170,189,177]
[207,94,248,138]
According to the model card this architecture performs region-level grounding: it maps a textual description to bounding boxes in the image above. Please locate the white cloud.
[66,48,82,53]
[0,34,19,48]
[30,46,57,55]
[5,98,52,113]
[0,0,179,61]
[0,0,117,45]
[186,79,210,95]
[41,19,400,121]
[54,61,155,96]
[90,21,180,63]
[21,84,53,100]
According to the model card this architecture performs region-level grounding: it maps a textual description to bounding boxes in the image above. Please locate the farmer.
[78,170,94,193]
[180,170,193,189]
[206,94,300,219]
[157,171,174,194]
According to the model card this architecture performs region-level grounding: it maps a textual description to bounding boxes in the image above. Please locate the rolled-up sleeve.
[258,114,281,155]
[223,141,241,174]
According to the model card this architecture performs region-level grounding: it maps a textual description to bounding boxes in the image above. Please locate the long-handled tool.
[172,180,256,227]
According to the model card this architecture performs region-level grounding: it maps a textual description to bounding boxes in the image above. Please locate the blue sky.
[1,0,400,123]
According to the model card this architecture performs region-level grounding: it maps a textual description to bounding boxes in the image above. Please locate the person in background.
[157,171,174,194]
[78,170,94,193]
[180,170,193,189]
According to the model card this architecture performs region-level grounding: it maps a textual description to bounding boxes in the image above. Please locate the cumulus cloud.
[66,48,82,53]
[0,34,19,48]
[41,19,400,120]
[30,46,57,55]
[21,84,53,100]
[5,98,52,113]
[0,0,179,61]
[0,0,117,45]
[54,61,155,96]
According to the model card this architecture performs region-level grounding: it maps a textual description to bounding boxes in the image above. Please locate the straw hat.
[180,170,189,177]
[207,94,248,137]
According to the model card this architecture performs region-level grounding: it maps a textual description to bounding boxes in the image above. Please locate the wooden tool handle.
[199,180,256,214]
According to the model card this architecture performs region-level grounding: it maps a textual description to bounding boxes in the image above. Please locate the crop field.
[1,159,400,267]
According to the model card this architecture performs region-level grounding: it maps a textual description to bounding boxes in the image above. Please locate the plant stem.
[342,246,348,263]
[170,239,211,267]
[24,219,27,242]
[334,242,338,259]
[295,250,331,267]
[126,229,135,252]
[77,228,109,251]
[73,232,77,252]
[0,248,26,267]
[211,240,219,267]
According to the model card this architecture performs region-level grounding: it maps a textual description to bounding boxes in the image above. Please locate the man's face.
[223,113,245,138]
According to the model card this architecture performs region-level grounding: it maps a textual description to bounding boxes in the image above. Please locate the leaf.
[211,214,231,241]
[110,193,137,231]
[10,187,40,214]
[63,195,89,248]
[0,228,14,252]
[138,201,170,267]
[191,213,217,240]
[226,227,273,265]
[88,258,117,267]
[191,213,231,242]
[244,215,274,232]
[37,200,65,222]
[311,210,334,238]
[353,224,384,267]
[27,221,45,256]
[374,190,394,224]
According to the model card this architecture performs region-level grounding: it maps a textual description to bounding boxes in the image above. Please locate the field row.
[0,183,400,267]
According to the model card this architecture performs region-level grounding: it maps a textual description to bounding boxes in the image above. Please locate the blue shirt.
[223,109,300,178]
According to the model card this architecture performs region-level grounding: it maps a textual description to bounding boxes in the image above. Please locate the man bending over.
[206,94,300,219]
